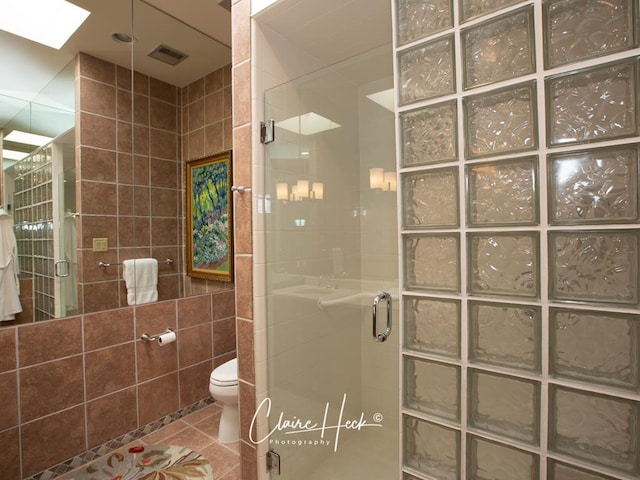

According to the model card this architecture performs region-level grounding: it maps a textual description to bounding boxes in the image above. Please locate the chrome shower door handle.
[55,260,69,277]
[372,291,392,342]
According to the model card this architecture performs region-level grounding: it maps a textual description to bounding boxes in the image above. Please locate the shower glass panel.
[53,129,77,318]
[263,44,399,479]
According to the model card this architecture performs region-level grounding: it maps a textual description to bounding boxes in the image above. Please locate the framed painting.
[185,151,233,282]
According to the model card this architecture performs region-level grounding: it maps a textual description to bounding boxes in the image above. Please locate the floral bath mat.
[67,444,213,480]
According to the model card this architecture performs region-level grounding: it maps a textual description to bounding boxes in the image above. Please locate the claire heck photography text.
[250,393,384,452]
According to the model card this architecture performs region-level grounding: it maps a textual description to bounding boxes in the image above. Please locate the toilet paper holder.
[141,328,175,343]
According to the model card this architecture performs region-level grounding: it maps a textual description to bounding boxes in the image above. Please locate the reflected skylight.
[276,112,341,136]
[2,149,29,161]
[5,130,53,147]
[366,88,395,112]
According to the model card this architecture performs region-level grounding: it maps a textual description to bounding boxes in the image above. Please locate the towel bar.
[99,258,174,268]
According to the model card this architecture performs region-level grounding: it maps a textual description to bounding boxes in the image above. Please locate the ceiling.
[2,0,394,160]
[256,0,391,69]
[0,0,231,145]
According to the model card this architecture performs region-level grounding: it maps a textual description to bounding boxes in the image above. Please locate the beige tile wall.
[232,0,258,478]
[75,52,184,313]
[0,53,238,479]
[0,291,236,479]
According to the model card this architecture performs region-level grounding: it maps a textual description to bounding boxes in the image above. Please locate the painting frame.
[185,151,233,282]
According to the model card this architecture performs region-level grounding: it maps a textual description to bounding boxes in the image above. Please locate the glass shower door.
[52,128,77,317]
[262,44,399,479]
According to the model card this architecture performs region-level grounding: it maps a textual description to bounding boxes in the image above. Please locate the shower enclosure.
[2,103,76,321]
[2,57,77,321]
[262,43,400,478]
[255,0,639,479]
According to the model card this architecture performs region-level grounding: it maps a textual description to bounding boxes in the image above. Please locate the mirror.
[0,0,231,325]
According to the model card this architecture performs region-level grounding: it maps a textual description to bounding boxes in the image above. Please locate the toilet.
[209,358,239,443]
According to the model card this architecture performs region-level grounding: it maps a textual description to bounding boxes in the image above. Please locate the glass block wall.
[13,145,56,321]
[395,0,640,479]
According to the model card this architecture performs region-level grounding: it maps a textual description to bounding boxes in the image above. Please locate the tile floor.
[61,403,240,480]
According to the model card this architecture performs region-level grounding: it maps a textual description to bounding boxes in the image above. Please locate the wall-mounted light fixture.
[383,171,397,192]
[369,168,384,190]
[276,183,288,200]
[370,168,396,192]
[296,180,309,199]
[311,182,324,200]
[276,180,324,201]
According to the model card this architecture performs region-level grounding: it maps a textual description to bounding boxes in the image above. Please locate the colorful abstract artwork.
[186,151,233,282]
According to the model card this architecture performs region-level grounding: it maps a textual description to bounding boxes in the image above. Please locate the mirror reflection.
[0,0,231,326]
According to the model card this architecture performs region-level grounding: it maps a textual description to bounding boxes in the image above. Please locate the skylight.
[0,0,90,50]
[276,112,341,136]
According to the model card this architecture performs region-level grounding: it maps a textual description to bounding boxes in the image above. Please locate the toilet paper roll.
[157,330,177,346]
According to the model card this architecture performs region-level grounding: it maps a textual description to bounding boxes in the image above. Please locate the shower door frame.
[257,43,402,479]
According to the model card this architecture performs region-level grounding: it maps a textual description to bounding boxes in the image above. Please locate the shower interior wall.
[252,1,640,479]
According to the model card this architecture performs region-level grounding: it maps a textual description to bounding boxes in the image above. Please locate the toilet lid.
[210,358,238,386]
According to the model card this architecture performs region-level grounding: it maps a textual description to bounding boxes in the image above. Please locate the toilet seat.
[210,358,238,386]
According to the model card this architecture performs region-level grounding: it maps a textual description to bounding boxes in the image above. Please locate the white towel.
[122,258,158,305]
[0,208,22,320]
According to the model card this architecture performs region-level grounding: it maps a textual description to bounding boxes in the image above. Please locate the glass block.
[547,60,639,147]
[462,6,535,89]
[549,460,621,480]
[467,157,538,226]
[469,301,541,372]
[403,167,459,228]
[403,474,424,480]
[468,436,539,480]
[405,234,460,292]
[400,101,458,167]
[544,0,639,69]
[469,232,539,298]
[550,308,640,390]
[398,35,455,106]
[404,296,460,358]
[404,357,460,421]
[403,416,460,479]
[548,145,639,224]
[460,0,523,23]
[397,0,453,46]
[464,82,538,158]
[550,386,640,474]
[549,230,639,305]
[469,370,540,444]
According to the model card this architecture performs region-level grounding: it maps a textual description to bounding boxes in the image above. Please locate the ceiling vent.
[218,0,231,12]
[147,44,188,66]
